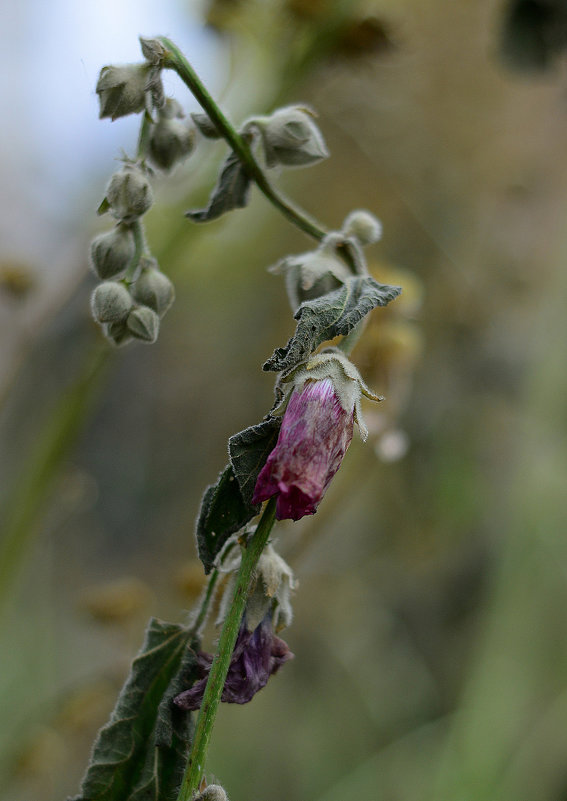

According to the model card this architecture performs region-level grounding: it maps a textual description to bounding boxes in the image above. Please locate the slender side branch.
[177,498,277,801]
[158,37,329,243]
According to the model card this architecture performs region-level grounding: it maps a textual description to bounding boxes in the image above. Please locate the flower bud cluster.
[89,158,170,345]
[90,254,175,347]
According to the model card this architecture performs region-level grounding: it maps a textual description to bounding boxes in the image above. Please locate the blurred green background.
[2,0,567,799]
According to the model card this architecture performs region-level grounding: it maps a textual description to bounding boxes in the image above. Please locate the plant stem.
[0,343,109,617]
[158,37,329,243]
[136,109,152,160]
[177,497,277,801]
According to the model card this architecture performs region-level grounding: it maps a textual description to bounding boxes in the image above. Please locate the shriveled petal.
[174,617,293,711]
[252,378,353,521]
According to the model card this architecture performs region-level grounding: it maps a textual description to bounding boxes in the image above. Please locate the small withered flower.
[216,544,296,632]
[174,615,293,710]
[252,351,382,521]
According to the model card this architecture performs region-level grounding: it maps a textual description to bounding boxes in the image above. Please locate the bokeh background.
[2,0,567,799]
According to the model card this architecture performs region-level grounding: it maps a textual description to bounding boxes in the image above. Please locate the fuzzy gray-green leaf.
[263,275,401,373]
[228,417,281,505]
[190,112,222,139]
[185,151,251,222]
[196,463,258,573]
[69,619,195,801]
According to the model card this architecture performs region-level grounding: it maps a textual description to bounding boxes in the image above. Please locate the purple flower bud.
[252,378,354,521]
[174,616,293,710]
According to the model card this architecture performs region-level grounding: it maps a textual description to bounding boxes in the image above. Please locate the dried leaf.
[263,275,401,373]
[186,152,251,223]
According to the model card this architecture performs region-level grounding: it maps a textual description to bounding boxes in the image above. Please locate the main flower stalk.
[176,498,277,801]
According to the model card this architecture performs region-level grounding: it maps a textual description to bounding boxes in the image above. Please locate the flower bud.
[103,320,133,347]
[105,165,153,223]
[342,209,382,245]
[96,63,151,121]
[90,281,132,324]
[89,225,135,280]
[270,238,350,312]
[195,786,229,801]
[126,306,160,343]
[253,350,382,520]
[148,103,195,171]
[130,262,175,317]
[254,105,329,168]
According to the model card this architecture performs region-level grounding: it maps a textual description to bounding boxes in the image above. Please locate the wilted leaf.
[228,417,281,505]
[263,275,401,372]
[195,463,258,573]
[190,112,222,139]
[186,152,251,222]
[70,619,196,801]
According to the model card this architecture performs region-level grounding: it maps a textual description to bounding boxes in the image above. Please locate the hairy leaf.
[196,463,258,573]
[228,417,281,505]
[190,112,222,139]
[263,275,401,373]
[70,619,196,801]
[186,151,251,222]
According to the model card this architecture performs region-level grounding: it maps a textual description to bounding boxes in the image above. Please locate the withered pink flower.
[174,616,293,710]
[252,378,354,521]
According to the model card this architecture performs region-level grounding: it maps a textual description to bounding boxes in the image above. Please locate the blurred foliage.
[2,0,567,800]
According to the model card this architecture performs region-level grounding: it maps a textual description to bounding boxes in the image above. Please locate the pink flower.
[173,616,293,710]
[252,378,354,520]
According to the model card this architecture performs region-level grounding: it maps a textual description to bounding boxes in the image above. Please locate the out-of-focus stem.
[0,344,110,616]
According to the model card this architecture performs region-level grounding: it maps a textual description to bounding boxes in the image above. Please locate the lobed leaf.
[186,151,251,223]
[70,619,197,801]
[263,275,402,373]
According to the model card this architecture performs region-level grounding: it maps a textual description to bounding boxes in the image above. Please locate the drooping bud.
[90,281,132,324]
[89,225,135,280]
[270,235,350,312]
[105,165,153,223]
[252,105,329,168]
[252,350,382,520]
[96,63,153,121]
[126,306,160,343]
[342,209,382,245]
[194,786,229,801]
[130,260,175,317]
[148,99,195,171]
